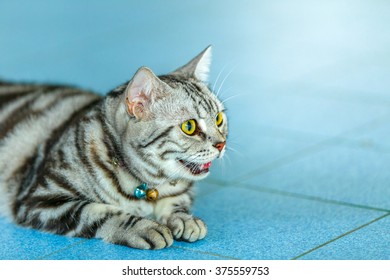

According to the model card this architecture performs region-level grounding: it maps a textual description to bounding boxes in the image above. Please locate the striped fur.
[0,47,228,249]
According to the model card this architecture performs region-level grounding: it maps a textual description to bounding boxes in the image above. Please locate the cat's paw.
[106,216,173,250]
[132,219,173,250]
[167,213,207,242]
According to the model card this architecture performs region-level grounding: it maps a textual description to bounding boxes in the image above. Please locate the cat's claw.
[167,213,207,242]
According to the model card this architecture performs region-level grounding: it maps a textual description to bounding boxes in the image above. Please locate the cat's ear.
[171,45,212,83]
[124,67,170,120]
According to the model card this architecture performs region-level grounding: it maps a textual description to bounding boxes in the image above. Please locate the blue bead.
[139,183,148,190]
[134,187,146,199]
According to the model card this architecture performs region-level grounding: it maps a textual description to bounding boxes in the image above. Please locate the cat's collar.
[134,183,159,201]
[112,157,159,201]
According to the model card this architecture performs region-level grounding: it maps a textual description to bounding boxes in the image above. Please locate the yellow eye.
[216,112,224,127]
[181,119,197,135]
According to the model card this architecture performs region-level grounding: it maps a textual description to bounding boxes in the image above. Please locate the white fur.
[194,46,212,82]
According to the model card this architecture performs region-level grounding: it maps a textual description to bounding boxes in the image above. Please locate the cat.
[0,46,228,250]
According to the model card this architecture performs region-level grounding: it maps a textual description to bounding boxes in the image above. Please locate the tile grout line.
[290,212,390,260]
[171,245,240,260]
[203,179,390,213]
[36,239,90,260]
[232,112,390,182]
[238,182,390,213]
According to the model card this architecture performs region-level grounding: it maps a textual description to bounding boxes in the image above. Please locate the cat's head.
[121,46,228,183]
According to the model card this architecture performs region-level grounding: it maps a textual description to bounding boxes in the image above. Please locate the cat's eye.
[216,112,224,127]
[181,119,197,136]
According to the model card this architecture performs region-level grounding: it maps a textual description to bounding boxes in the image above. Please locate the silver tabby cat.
[0,46,228,249]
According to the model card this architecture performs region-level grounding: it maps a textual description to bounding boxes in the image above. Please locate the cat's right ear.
[170,45,212,83]
[124,67,169,120]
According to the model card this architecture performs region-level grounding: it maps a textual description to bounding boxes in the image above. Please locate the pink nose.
[214,141,226,152]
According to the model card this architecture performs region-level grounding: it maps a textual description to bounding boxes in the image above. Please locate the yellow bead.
[146,188,159,201]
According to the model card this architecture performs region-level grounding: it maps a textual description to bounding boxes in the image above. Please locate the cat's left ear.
[170,45,212,83]
[124,67,170,120]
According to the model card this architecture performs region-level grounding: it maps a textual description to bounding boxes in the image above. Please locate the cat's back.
[0,81,101,208]
[0,81,101,142]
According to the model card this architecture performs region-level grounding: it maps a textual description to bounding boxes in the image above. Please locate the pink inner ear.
[126,97,145,117]
[125,67,163,119]
[125,97,136,115]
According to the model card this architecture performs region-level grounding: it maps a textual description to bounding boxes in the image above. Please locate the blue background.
[0,0,389,259]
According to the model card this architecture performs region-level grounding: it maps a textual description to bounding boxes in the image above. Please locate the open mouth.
[178,159,212,175]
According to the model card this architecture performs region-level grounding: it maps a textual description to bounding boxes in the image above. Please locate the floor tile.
[0,217,84,260]
[175,186,384,259]
[299,214,390,260]
[244,146,390,211]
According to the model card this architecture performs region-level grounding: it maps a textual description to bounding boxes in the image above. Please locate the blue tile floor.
[1,0,389,259]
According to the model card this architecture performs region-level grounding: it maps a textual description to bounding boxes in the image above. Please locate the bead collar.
[112,157,159,201]
[134,183,159,201]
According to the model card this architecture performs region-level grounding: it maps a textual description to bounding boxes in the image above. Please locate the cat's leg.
[82,203,174,249]
[16,198,173,250]
[155,195,207,243]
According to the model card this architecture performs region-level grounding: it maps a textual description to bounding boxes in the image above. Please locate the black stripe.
[96,109,144,183]
[0,90,81,139]
[160,148,188,160]
[0,88,37,111]
[26,194,75,209]
[123,216,142,229]
[12,98,101,217]
[181,86,203,116]
[130,141,159,170]
[153,228,168,248]
[142,236,156,250]
[45,171,86,198]
[186,82,214,112]
[25,213,42,229]
[123,215,137,229]
[202,94,216,112]
[157,139,186,150]
[89,142,136,200]
[75,120,95,175]
[77,213,113,238]
[11,149,42,216]
[45,200,89,234]
[139,126,174,148]
[80,134,122,203]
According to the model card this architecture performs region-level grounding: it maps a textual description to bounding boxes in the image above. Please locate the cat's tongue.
[201,162,212,170]
[192,161,212,175]
[179,159,212,175]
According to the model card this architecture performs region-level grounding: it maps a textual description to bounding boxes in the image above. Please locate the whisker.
[226,146,244,157]
[216,65,237,98]
[221,93,244,104]
[212,64,228,93]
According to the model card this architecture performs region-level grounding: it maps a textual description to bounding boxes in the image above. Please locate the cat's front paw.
[104,215,174,250]
[167,213,207,242]
[136,220,174,250]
